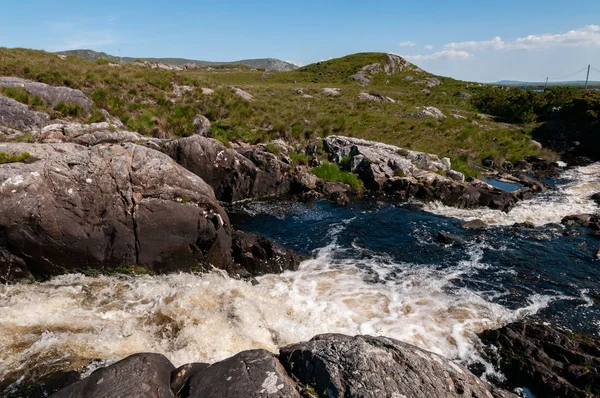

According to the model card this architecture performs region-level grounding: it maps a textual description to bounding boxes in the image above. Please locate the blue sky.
[2,1,600,82]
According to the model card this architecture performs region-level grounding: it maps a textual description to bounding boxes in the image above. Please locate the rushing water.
[1,164,600,392]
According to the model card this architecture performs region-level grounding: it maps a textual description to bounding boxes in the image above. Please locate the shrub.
[289,151,308,166]
[53,101,87,118]
[312,161,363,190]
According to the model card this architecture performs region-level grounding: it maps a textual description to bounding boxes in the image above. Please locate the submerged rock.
[479,322,600,398]
[462,219,487,230]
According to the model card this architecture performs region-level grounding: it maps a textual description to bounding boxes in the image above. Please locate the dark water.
[229,198,600,338]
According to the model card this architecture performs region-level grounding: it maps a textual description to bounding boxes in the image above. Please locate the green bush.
[53,101,87,118]
[289,151,308,166]
[312,161,363,190]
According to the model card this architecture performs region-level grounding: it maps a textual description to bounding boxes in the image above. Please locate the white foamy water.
[0,220,551,386]
[424,163,600,226]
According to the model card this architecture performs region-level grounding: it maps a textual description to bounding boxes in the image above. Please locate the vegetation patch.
[312,161,363,190]
[0,152,32,164]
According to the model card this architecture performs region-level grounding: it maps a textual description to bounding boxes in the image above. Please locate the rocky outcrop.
[0,142,233,282]
[163,136,292,202]
[36,121,157,147]
[479,323,600,398]
[50,334,514,398]
[0,96,50,138]
[0,77,94,111]
[322,136,518,211]
[384,53,415,74]
[322,88,341,96]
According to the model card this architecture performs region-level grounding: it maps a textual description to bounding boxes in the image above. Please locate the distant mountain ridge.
[56,49,299,71]
[495,79,600,86]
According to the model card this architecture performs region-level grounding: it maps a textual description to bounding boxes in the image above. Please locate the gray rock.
[358,92,396,103]
[0,142,233,282]
[192,114,211,136]
[458,92,472,99]
[37,122,152,146]
[170,363,210,396]
[421,106,446,119]
[322,88,341,96]
[426,77,441,87]
[229,86,254,101]
[438,231,466,245]
[351,73,371,86]
[173,84,194,97]
[201,87,214,95]
[421,88,431,95]
[100,109,125,129]
[384,53,415,74]
[403,75,414,81]
[447,169,465,182]
[0,95,50,133]
[187,349,301,398]
[279,334,515,398]
[51,353,175,398]
[0,77,94,111]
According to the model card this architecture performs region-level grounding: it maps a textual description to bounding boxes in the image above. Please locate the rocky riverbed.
[1,79,599,397]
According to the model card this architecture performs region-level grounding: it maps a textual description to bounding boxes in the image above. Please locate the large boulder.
[479,323,600,398]
[0,142,233,282]
[186,349,300,398]
[279,334,516,398]
[51,353,175,398]
[164,136,291,202]
[0,77,94,111]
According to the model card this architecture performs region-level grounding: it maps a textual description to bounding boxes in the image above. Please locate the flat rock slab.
[51,353,175,398]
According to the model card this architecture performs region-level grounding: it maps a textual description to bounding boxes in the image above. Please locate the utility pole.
[119,49,122,64]
[544,77,548,91]
[585,64,590,89]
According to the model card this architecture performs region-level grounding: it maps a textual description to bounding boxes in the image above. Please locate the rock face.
[322,135,518,211]
[479,323,600,398]
[164,136,292,202]
[51,334,514,398]
[0,142,233,282]
[279,334,514,398]
[0,77,94,111]
[0,96,50,137]
[51,353,175,398]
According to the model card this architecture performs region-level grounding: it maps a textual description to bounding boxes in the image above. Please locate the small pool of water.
[482,178,523,192]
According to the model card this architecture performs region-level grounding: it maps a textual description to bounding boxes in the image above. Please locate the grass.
[0,151,31,164]
[312,161,364,190]
[0,47,557,173]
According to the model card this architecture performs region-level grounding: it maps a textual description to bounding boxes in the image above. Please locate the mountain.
[56,49,299,71]
[495,79,600,87]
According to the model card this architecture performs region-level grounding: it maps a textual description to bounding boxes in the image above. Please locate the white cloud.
[50,30,116,51]
[403,49,471,61]
[398,41,416,47]
[444,25,600,52]
[424,45,433,50]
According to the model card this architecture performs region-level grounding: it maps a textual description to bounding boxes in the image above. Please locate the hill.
[56,49,299,71]
[495,79,600,88]
[0,47,558,176]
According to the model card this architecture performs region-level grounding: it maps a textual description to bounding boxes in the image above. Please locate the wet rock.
[437,231,465,245]
[0,77,94,111]
[513,221,536,229]
[192,114,211,136]
[170,363,210,397]
[279,334,515,398]
[462,219,487,230]
[0,142,233,282]
[229,86,254,101]
[479,322,600,398]
[187,349,300,398]
[52,353,175,398]
[231,231,301,276]
[0,95,50,134]
[591,192,600,205]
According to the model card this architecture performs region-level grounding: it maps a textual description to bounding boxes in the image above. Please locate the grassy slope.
[0,48,552,176]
